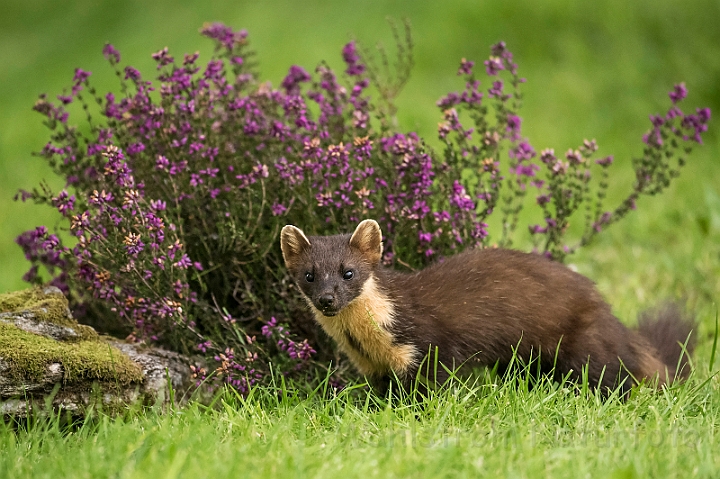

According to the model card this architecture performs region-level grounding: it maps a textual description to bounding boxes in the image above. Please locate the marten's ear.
[280,225,311,270]
[349,219,383,264]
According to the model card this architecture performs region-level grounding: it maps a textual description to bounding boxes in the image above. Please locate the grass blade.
[709,304,719,373]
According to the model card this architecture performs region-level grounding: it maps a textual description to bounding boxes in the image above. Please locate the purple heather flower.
[552,160,569,176]
[342,41,359,64]
[174,253,192,269]
[681,107,712,143]
[183,52,200,66]
[581,139,598,154]
[33,226,48,238]
[73,68,91,84]
[471,222,489,240]
[150,199,166,211]
[261,317,279,338]
[437,92,461,109]
[506,114,521,139]
[49,274,70,295]
[252,163,270,178]
[127,142,145,155]
[190,173,203,187]
[540,149,556,164]
[697,107,711,123]
[52,190,76,215]
[123,233,144,256]
[144,212,164,231]
[41,234,60,250]
[511,163,539,177]
[565,149,583,165]
[484,56,504,76]
[491,41,507,56]
[595,155,614,167]
[22,265,39,283]
[649,114,664,127]
[353,109,369,129]
[197,340,212,353]
[124,66,141,81]
[665,106,683,121]
[88,189,113,205]
[102,43,121,64]
[200,22,247,49]
[152,47,174,68]
[287,339,316,361]
[450,181,475,211]
[122,189,141,208]
[271,202,287,216]
[169,160,187,175]
[282,65,312,94]
[204,59,224,79]
[669,82,687,104]
[458,58,475,76]
[342,41,365,76]
[462,80,483,106]
[488,80,504,98]
[490,41,519,74]
[511,141,536,161]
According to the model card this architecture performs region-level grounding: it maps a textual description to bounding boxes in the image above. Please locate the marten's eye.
[343,270,354,280]
[305,272,314,282]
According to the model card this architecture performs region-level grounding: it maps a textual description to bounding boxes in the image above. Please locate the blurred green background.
[1,0,719,306]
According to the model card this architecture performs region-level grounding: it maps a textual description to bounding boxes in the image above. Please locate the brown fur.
[280,221,695,395]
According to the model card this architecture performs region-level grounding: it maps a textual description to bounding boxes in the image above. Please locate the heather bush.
[16,23,710,392]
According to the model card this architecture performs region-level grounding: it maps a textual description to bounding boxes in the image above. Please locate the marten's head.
[280,220,383,317]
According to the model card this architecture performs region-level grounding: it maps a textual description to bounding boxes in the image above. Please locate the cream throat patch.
[306,275,417,377]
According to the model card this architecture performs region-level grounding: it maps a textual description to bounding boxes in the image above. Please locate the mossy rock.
[0,287,199,418]
[0,286,98,341]
[0,287,143,391]
[0,286,75,325]
[0,323,143,386]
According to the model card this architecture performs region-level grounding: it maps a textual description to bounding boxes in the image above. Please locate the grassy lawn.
[1,0,720,477]
[2,371,719,479]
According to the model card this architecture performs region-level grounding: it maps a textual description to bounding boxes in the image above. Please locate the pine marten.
[280,219,694,395]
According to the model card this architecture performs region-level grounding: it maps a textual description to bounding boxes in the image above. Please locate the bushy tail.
[637,304,696,379]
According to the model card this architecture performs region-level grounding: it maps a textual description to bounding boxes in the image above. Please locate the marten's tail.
[637,304,696,380]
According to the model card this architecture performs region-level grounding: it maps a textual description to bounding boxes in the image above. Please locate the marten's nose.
[318,294,335,308]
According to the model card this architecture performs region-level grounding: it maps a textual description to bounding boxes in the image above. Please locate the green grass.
[2,367,719,479]
[1,0,720,477]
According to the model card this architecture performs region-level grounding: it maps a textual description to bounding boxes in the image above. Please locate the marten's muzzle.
[316,293,339,316]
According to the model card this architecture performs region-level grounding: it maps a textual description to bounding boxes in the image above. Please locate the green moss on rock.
[0,323,143,385]
[0,287,98,340]
[0,287,71,323]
